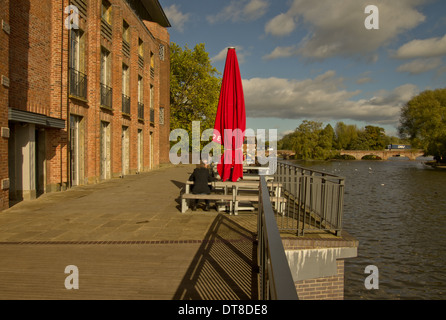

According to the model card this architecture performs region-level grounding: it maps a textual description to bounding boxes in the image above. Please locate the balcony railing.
[122,94,130,114]
[69,68,87,100]
[274,161,345,236]
[149,108,155,124]
[138,102,144,119]
[100,83,113,109]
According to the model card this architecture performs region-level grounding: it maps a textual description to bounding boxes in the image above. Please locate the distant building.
[0,0,171,210]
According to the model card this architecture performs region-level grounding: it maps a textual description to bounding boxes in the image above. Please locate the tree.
[399,88,446,163]
[170,43,221,137]
[349,125,386,150]
[292,120,321,159]
[334,122,358,150]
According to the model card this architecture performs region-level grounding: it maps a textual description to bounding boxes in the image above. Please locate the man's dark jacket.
[188,167,214,194]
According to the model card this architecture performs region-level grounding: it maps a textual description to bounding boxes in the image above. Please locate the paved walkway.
[0,164,258,300]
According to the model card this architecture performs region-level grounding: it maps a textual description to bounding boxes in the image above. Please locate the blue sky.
[159,0,446,138]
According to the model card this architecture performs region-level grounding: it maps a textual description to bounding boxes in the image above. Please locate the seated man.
[188,161,216,211]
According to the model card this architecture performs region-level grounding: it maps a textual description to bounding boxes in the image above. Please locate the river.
[291,158,446,300]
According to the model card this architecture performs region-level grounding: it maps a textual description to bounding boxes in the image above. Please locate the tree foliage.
[170,43,221,136]
[399,88,446,162]
[278,121,337,160]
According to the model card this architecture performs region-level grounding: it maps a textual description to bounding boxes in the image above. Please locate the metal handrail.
[150,108,155,123]
[257,176,298,300]
[69,68,87,99]
[122,94,130,114]
[138,102,144,119]
[274,161,345,236]
[100,83,112,109]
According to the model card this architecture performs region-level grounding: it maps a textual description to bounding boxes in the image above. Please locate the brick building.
[0,0,171,210]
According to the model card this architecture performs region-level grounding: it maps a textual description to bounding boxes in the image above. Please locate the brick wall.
[145,21,171,164]
[0,0,10,210]
[2,0,171,209]
[295,260,345,300]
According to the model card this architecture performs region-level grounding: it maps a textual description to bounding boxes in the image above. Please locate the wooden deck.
[0,164,259,300]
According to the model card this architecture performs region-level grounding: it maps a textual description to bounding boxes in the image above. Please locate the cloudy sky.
[159,0,446,137]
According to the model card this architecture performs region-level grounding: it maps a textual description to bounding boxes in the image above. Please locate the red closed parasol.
[213,47,246,182]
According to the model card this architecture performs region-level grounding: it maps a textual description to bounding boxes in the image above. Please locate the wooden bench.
[181,193,234,213]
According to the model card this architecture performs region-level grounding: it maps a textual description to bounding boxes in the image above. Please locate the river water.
[291,158,446,300]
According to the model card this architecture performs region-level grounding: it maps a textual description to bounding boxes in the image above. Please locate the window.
[159,44,165,61]
[122,20,129,44]
[150,84,154,109]
[150,51,154,78]
[138,75,143,104]
[138,76,144,119]
[101,0,112,25]
[138,38,144,57]
[150,84,154,123]
[70,29,84,71]
[159,107,165,125]
[122,64,130,114]
[122,64,129,96]
[69,28,86,99]
[100,47,112,108]
[100,47,111,86]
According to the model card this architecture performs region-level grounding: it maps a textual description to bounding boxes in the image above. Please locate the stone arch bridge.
[339,149,425,160]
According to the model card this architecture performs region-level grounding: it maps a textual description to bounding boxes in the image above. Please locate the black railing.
[122,94,130,114]
[257,176,299,300]
[69,68,87,100]
[150,108,154,123]
[138,102,144,119]
[100,83,112,109]
[274,161,345,236]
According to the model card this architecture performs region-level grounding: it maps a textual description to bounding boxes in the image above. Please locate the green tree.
[365,125,387,150]
[292,120,321,159]
[170,43,221,137]
[334,122,358,150]
[399,88,446,162]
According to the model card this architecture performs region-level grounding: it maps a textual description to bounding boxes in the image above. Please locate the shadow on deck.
[173,213,259,300]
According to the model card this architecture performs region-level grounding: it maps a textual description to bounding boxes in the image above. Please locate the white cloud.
[207,0,269,24]
[394,34,446,59]
[264,13,297,37]
[163,5,190,33]
[242,71,418,126]
[264,0,427,60]
[263,46,298,60]
[397,58,443,75]
[356,77,373,84]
